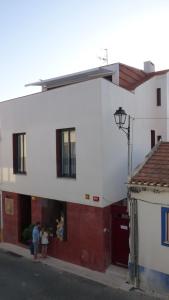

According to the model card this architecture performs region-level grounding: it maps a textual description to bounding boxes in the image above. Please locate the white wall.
[132,190,169,275]
[101,80,135,204]
[132,75,167,169]
[100,74,168,205]
[0,79,104,207]
[0,72,168,209]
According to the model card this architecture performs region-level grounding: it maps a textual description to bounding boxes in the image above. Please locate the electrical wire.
[131,197,169,206]
[133,117,169,120]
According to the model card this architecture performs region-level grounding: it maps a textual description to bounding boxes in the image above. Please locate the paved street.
[0,249,156,300]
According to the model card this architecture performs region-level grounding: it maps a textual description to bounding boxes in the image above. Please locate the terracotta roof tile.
[119,64,169,90]
[130,142,169,186]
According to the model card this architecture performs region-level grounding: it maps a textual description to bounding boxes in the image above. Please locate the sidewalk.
[0,242,132,292]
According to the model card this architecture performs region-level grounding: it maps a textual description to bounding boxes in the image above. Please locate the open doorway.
[19,194,31,243]
[41,198,67,240]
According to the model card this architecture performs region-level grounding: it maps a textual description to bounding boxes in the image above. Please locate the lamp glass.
[114,107,127,127]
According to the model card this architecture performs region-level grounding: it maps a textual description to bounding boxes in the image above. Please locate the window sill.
[162,241,169,247]
[57,176,76,180]
[13,172,27,175]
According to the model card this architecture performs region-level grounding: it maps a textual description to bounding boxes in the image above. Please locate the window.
[151,130,155,149]
[56,128,76,178]
[157,135,162,142]
[157,88,161,106]
[161,207,169,246]
[13,133,26,174]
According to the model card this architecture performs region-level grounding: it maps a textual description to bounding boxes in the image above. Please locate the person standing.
[40,227,49,258]
[32,222,40,261]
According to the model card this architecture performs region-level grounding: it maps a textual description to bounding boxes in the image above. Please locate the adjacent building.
[129,142,169,296]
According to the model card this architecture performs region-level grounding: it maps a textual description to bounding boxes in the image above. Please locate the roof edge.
[129,140,162,182]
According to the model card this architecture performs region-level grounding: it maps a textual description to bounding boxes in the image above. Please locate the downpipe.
[128,196,139,288]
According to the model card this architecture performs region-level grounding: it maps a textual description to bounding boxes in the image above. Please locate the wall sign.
[85,194,90,200]
[93,196,100,202]
[5,198,14,215]
[120,225,128,230]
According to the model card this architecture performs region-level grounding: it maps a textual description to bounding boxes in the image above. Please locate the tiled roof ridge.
[119,63,146,74]
[130,141,169,187]
[130,141,162,179]
[119,63,169,91]
[119,63,169,75]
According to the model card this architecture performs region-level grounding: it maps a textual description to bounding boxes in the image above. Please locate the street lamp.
[113,107,131,177]
[114,107,138,287]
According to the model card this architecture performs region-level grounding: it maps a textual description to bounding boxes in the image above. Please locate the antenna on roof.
[98,48,108,65]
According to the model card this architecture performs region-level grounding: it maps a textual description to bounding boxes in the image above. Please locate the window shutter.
[13,134,18,173]
[56,130,62,177]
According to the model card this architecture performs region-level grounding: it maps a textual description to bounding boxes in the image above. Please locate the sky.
[0,0,169,101]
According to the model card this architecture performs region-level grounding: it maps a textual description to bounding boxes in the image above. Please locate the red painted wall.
[31,197,43,224]
[2,191,20,244]
[48,203,112,271]
[2,191,112,271]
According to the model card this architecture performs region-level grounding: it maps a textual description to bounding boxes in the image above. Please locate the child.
[40,227,49,258]
[56,216,64,241]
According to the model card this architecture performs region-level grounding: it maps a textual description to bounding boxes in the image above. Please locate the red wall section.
[103,205,112,267]
[31,197,43,224]
[2,191,20,244]
[2,191,112,272]
[48,203,112,271]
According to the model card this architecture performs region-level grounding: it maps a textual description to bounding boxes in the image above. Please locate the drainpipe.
[129,197,139,288]
[0,191,3,242]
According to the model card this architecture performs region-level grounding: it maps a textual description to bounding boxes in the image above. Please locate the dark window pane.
[13,133,26,174]
[157,135,162,142]
[57,128,76,178]
[70,130,76,176]
[157,88,161,106]
[151,130,155,149]
[62,131,70,176]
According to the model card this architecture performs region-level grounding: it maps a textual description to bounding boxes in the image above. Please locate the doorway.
[111,204,129,267]
[19,194,31,242]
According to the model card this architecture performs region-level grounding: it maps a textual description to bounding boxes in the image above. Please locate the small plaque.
[93,196,100,202]
[5,198,14,215]
[120,225,128,230]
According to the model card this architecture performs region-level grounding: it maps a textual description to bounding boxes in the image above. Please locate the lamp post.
[114,107,131,178]
[114,107,139,287]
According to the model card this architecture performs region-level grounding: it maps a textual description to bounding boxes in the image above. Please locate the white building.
[129,142,169,296]
[0,61,168,271]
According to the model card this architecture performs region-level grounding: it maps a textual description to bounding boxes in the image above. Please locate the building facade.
[0,61,168,271]
[129,142,169,296]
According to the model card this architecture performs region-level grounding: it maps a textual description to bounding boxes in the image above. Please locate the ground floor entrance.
[19,194,31,243]
[111,203,129,267]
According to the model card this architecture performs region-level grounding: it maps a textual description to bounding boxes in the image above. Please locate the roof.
[25,67,113,89]
[119,64,169,90]
[25,63,169,91]
[130,142,169,187]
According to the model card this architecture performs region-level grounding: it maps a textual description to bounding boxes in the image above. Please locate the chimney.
[144,61,155,73]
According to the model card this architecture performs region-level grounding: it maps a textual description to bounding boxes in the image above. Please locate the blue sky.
[0,0,169,100]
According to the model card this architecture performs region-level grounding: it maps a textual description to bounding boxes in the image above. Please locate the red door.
[111,205,129,267]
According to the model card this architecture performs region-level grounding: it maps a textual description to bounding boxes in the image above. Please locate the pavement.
[0,242,133,292]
